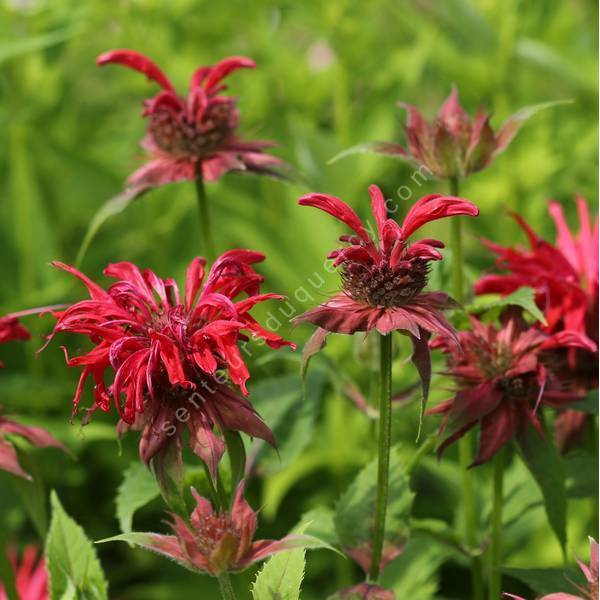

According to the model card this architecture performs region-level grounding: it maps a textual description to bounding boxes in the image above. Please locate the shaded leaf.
[517,426,567,554]
[468,287,547,324]
[503,566,584,596]
[116,462,159,534]
[45,491,108,600]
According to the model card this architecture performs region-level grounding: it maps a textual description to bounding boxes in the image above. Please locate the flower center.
[342,260,428,307]
[149,101,235,157]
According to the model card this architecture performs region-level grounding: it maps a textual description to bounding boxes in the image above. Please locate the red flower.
[0,546,48,600]
[47,251,294,478]
[504,537,598,600]
[475,198,599,449]
[294,184,478,394]
[429,314,596,466]
[333,87,553,179]
[475,198,598,344]
[96,50,284,192]
[109,481,321,576]
[0,314,30,368]
[0,414,67,480]
[329,583,396,600]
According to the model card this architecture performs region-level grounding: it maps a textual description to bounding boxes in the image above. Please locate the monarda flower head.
[47,251,294,479]
[332,87,561,179]
[0,546,48,600]
[294,185,478,395]
[96,50,284,193]
[475,198,598,451]
[429,313,596,466]
[105,481,325,577]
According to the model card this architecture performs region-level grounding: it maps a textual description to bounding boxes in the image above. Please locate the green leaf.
[0,27,80,63]
[380,536,451,599]
[45,491,108,600]
[328,141,408,165]
[517,427,567,554]
[75,189,142,267]
[0,529,18,600]
[334,447,414,557]
[570,389,598,415]
[151,440,187,517]
[503,566,584,596]
[300,507,339,546]
[251,524,309,600]
[467,287,547,325]
[116,462,160,534]
[565,451,599,499]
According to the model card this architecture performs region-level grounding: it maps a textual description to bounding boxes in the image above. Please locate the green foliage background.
[0,0,597,598]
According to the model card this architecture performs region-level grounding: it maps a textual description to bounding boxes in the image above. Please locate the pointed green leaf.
[45,491,108,600]
[75,189,143,267]
[328,141,408,165]
[223,430,246,497]
[517,427,567,554]
[251,524,311,600]
[503,566,584,596]
[467,287,547,325]
[116,462,160,534]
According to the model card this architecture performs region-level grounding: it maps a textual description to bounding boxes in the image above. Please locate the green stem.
[217,572,237,600]
[450,175,484,600]
[368,333,392,583]
[489,450,505,600]
[194,174,215,262]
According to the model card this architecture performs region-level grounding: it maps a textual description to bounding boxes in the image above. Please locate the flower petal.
[96,49,174,91]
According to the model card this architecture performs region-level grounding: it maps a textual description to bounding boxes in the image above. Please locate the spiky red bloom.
[504,537,598,600]
[0,546,48,600]
[429,314,596,466]
[0,315,30,368]
[96,50,283,192]
[47,251,294,477]
[114,481,316,576]
[336,87,546,179]
[294,184,478,394]
[475,198,599,449]
[476,198,598,344]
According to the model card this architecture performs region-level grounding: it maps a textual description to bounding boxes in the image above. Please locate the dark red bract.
[47,251,294,477]
[429,314,596,466]
[96,50,283,192]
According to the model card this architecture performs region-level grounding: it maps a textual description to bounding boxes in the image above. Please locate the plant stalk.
[489,449,505,600]
[450,175,484,600]
[368,333,392,582]
[194,173,215,262]
[217,572,237,600]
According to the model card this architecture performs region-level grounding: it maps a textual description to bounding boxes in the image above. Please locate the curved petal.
[203,56,256,92]
[96,49,174,91]
[400,194,479,239]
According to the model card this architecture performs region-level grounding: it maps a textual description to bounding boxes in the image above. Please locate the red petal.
[203,56,256,92]
[400,194,479,239]
[96,49,174,91]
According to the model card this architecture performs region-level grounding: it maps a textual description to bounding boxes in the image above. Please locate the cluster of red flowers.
[47,251,293,479]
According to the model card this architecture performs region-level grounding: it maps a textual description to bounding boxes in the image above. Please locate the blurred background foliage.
[0,0,597,598]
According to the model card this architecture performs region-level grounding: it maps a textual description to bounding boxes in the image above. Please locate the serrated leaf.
[467,287,547,324]
[517,427,567,554]
[116,462,160,534]
[251,524,309,600]
[335,447,414,558]
[45,491,108,600]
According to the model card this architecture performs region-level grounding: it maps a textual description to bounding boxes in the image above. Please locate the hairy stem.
[450,175,484,600]
[489,449,505,600]
[217,572,237,600]
[194,173,215,262]
[368,333,392,582]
